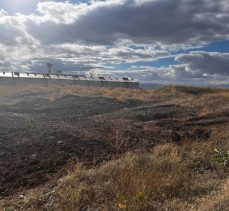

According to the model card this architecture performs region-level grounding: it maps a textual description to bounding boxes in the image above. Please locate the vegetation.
[2,137,229,211]
[0,84,228,210]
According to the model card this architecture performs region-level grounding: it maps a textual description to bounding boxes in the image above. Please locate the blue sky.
[0,0,228,85]
[113,40,229,69]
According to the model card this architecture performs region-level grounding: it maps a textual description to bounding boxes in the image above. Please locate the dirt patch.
[0,87,228,197]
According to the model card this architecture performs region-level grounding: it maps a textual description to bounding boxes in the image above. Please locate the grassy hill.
[0,84,228,210]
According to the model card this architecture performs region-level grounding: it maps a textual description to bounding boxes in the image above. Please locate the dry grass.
[0,84,229,211]
[3,128,228,211]
[0,83,228,109]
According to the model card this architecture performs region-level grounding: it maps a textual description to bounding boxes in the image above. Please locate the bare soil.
[0,85,228,197]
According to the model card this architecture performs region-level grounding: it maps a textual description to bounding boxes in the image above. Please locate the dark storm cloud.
[175,52,229,77]
[26,0,229,45]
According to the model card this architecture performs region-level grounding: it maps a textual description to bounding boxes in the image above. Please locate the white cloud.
[0,0,228,84]
[36,1,88,24]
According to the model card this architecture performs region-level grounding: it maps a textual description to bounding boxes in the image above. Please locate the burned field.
[0,84,228,198]
[0,94,137,196]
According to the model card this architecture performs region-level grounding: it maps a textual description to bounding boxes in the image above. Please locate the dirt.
[0,89,228,197]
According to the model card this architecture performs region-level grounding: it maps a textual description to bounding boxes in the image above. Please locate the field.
[0,83,229,210]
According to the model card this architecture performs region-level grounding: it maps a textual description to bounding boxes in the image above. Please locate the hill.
[0,84,229,210]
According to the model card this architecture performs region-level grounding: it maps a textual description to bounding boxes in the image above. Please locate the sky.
[0,0,228,85]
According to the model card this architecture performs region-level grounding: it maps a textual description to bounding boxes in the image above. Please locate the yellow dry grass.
[0,84,229,211]
[2,127,228,211]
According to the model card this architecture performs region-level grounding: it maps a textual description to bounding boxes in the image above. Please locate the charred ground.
[0,84,228,208]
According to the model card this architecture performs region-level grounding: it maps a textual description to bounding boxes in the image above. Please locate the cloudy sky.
[0,0,228,85]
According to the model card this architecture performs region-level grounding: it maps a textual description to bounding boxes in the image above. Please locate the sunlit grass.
[0,84,228,210]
